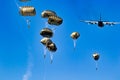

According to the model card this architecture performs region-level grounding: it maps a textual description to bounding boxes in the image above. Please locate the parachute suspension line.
[95,61,98,70]
[73,40,77,50]
[45,22,49,28]
[21,16,31,28]
[100,13,102,21]
[51,26,57,33]
[50,52,54,64]
[14,0,20,9]
[43,46,47,59]
[26,19,31,28]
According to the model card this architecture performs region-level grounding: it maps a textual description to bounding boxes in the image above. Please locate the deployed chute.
[48,16,63,26]
[19,6,36,28]
[14,0,36,28]
[93,53,100,61]
[41,38,53,58]
[40,28,53,38]
[40,38,57,63]
[41,38,52,46]
[47,42,57,63]
[71,32,80,40]
[19,6,36,16]
[70,32,80,49]
[92,53,100,70]
[47,43,57,52]
[41,10,57,18]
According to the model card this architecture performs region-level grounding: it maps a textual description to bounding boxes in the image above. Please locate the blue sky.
[0,0,120,80]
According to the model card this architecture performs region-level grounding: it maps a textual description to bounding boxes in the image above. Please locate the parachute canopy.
[41,38,52,46]
[19,0,31,2]
[71,32,80,39]
[48,16,63,26]
[47,43,57,52]
[40,28,53,38]
[92,53,100,61]
[19,6,36,16]
[41,10,57,18]
[40,38,57,52]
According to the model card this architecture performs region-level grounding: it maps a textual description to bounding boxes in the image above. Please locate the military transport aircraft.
[80,14,120,27]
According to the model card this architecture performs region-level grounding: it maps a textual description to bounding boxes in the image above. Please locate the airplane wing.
[80,20,98,25]
[103,21,120,26]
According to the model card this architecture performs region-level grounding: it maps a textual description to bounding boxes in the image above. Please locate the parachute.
[19,6,36,16]
[93,53,100,61]
[48,16,63,26]
[15,0,36,28]
[19,6,36,28]
[40,37,57,63]
[40,38,52,46]
[41,10,57,18]
[92,53,100,70]
[71,32,80,40]
[70,32,80,49]
[47,43,57,52]
[40,38,53,58]
[47,42,57,63]
[40,28,53,38]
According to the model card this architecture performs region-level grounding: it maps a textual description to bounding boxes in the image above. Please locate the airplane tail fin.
[100,13,102,21]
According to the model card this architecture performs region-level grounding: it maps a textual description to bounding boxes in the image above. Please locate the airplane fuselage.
[98,21,104,27]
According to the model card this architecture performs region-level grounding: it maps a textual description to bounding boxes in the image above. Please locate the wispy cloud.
[23,52,33,80]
